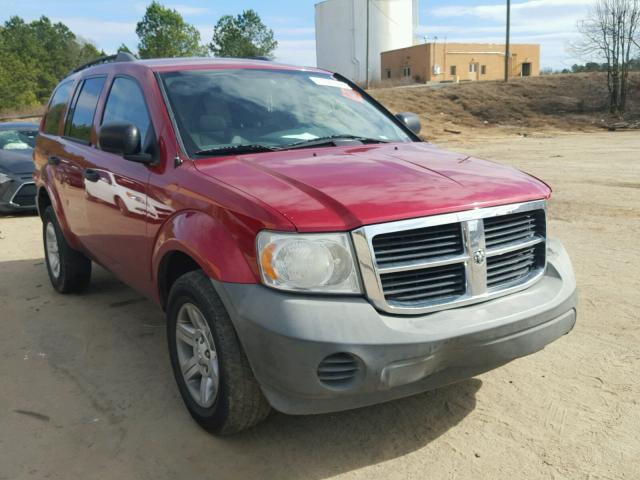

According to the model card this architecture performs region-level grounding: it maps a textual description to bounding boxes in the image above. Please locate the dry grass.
[369,72,640,140]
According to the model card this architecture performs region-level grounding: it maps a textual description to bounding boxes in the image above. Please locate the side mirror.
[98,122,154,164]
[395,112,421,135]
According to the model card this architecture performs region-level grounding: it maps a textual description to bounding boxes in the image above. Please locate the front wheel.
[167,270,271,435]
[42,206,91,293]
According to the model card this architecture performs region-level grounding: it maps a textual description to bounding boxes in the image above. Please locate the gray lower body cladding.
[213,238,577,415]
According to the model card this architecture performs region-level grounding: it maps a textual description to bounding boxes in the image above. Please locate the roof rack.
[70,51,137,74]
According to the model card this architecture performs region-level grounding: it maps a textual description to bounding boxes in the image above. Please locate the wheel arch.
[153,210,259,309]
[37,184,82,250]
[37,186,52,219]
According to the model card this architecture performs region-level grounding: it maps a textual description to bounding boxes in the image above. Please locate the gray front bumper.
[214,238,577,415]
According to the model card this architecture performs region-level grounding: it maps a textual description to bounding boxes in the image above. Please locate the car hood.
[0,149,34,175]
[194,142,551,232]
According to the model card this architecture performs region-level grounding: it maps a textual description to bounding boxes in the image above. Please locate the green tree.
[209,9,277,58]
[136,1,206,58]
[0,31,38,110]
[0,15,102,111]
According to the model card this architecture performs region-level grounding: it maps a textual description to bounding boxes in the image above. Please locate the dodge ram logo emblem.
[473,249,486,265]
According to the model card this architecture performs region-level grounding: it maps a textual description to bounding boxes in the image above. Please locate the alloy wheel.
[175,303,220,408]
[45,221,61,279]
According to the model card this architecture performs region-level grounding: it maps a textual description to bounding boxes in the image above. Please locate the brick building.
[380,42,540,83]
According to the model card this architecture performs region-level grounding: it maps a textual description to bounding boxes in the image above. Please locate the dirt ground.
[0,131,638,480]
[370,72,640,141]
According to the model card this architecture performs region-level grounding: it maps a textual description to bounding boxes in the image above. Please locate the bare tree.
[576,0,640,114]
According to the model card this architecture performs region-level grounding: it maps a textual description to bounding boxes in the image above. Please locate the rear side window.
[43,81,74,135]
[102,77,152,147]
[65,76,106,143]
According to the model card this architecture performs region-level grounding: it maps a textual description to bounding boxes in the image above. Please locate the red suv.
[34,53,577,435]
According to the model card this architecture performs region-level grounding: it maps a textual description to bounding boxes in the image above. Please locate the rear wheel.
[42,206,91,293]
[167,270,271,435]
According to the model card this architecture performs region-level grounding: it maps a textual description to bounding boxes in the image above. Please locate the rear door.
[58,75,108,238]
[81,75,156,294]
[36,80,79,230]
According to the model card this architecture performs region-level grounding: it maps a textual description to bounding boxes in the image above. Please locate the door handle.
[48,155,60,166]
[84,169,100,182]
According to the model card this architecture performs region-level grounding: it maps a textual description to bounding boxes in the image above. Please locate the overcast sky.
[1,0,595,69]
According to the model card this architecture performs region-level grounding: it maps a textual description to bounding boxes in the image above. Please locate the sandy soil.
[369,72,640,142]
[0,131,638,480]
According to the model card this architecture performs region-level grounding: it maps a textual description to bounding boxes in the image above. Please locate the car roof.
[0,122,39,130]
[69,56,329,78]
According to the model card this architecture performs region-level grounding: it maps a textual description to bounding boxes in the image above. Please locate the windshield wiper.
[194,144,278,156]
[280,135,389,150]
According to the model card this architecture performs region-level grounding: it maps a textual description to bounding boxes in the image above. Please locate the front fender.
[152,209,259,287]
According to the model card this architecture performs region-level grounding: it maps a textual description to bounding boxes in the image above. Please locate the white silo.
[315,0,418,85]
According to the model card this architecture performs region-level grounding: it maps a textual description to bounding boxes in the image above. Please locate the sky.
[1,0,595,69]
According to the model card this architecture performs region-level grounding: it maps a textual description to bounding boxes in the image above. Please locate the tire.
[167,270,271,435]
[42,206,92,293]
[114,196,127,215]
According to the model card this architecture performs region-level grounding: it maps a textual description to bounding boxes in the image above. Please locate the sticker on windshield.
[282,133,319,140]
[309,76,352,89]
[341,88,363,102]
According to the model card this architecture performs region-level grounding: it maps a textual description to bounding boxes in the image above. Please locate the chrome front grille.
[352,200,547,315]
[484,210,545,249]
[486,245,544,289]
[372,223,464,266]
[380,263,466,303]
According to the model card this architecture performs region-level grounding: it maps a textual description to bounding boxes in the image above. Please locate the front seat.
[192,115,229,147]
[191,95,233,147]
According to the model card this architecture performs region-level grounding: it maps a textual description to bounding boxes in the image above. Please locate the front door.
[82,76,156,295]
[522,63,532,77]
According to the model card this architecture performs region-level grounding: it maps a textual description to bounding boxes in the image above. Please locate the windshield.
[159,69,413,157]
[0,128,37,151]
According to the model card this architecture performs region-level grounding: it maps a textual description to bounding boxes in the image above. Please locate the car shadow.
[227,378,481,479]
[3,257,481,480]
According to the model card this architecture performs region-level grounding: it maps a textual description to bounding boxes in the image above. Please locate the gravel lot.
[0,131,638,480]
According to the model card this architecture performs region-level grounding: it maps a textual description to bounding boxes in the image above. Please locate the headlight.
[0,173,12,184]
[257,231,361,294]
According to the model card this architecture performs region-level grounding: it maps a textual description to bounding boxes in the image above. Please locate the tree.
[576,0,640,113]
[0,15,102,111]
[0,31,38,110]
[136,1,206,59]
[209,10,277,58]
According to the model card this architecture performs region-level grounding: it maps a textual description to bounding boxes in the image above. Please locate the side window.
[65,77,106,143]
[43,81,74,135]
[102,77,152,148]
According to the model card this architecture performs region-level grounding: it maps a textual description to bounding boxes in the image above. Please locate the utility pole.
[365,0,370,89]
[504,0,511,82]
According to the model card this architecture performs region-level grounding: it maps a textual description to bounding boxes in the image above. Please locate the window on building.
[386,69,391,79]
[65,76,106,143]
[481,65,487,75]
[450,65,457,76]
[469,63,477,73]
[402,66,411,77]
